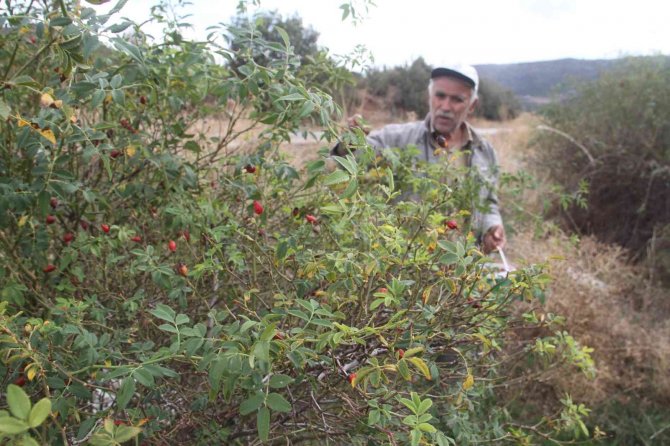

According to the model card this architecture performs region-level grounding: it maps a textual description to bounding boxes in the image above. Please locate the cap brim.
[431,68,476,88]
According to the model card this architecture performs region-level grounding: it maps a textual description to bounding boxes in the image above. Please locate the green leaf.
[158,323,178,333]
[175,314,190,326]
[265,393,291,413]
[418,423,437,433]
[7,384,31,420]
[269,374,294,388]
[333,155,357,176]
[0,98,10,120]
[50,16,73,27]
[277,92,305,101]
[108,21,132,33]
[417,398,433,415]
[275,26,290,47]
[257,406,270,442]
[252,340,270,363]
[0,417,29,434]
[116,378,135,411]
[21,436,40,446]
[397,359,411,381]
[27,398,51,428]
[323,170,350,186]
[259,323,277,342]
[410,428,422,446]
[113,38,143,64]
[239,394,264,416]
[340,177,358,199]
[113,425,142,443]
[149,304,175,323]
[133,368,154,387]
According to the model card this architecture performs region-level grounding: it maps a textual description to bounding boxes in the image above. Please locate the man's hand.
[347,114,371,135]
[482,225,506,254]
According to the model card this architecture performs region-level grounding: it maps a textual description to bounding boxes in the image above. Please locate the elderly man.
[332,64,506,254]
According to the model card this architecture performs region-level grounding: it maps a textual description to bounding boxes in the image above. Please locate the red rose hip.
[253,200,264,216]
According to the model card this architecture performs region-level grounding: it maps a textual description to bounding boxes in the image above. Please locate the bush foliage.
[532,57,670,279]
[1,1,593,444]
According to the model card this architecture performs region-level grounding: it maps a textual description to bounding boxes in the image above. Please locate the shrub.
[476,78,521,121]
[0,1,593,444]
[530,57,670,281]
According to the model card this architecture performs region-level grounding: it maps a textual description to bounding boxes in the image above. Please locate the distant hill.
[475,56,669,108]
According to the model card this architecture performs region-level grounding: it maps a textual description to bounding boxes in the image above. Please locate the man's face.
[429,76,478,135]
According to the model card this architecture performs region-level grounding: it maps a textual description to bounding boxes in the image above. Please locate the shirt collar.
[425,113,474,149]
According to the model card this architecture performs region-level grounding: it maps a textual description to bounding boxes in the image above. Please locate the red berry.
[176,263,188,277]
[378,287,388,293]
[114,420,125,426]
[50,197,58,209]
[139,95,147,105]
[46,215,56,224]
[253,200,264,216]
[398,349,405,359]
[168,240,177,252]
[445,220,458,230]
[43,264,56,273]
[29,36,36,44]
[63,232,74,244]
[305,214,317,224]
[110,150,121,159]
[244,164,256,174]
[101,224,110,233]
[347,373,357,384]
[14,376,26,387]
[80,220,89,230]
[131,235,142,243]
[292,207,300,217]
[181,230,190,242]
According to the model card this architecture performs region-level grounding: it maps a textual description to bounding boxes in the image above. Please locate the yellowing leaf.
[40,93,54,108]
[17,117,31,127]
[408,357,431,380]
[27,367,37,381]
[39,129,56,145]
[125,145,137,157]
[463,373,474,390]
[422,285,434,304]
[18,215,29,227]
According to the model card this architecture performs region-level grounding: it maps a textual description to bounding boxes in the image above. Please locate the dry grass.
[509,228,670,407]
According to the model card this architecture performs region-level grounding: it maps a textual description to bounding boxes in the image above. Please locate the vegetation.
[532,57,670,284]
[5,0,656,445]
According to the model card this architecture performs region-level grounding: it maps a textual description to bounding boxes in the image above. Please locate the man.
[332,63,506,254]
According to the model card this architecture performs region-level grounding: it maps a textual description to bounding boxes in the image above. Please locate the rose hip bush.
[1,1,595,444]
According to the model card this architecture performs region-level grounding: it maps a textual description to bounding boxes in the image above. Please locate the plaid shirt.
[334,116,502,235]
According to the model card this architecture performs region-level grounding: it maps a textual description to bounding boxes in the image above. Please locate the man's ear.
[468,97,479,115]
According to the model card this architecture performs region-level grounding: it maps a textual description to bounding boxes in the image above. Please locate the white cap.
[431,63,479,93]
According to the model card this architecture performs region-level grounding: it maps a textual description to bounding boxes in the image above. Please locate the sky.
[95,0,670,68]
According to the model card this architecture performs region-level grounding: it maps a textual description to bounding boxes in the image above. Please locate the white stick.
[497,247,511,272]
